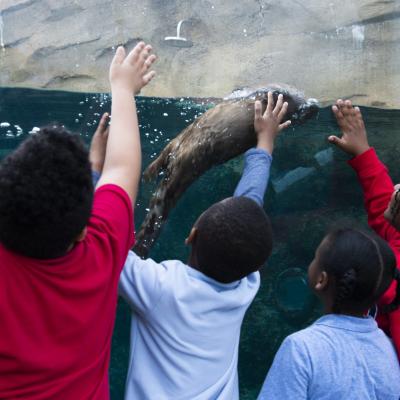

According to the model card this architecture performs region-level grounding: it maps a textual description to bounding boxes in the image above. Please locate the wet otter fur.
[134,85,318,257]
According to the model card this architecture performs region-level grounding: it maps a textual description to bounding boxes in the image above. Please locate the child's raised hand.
[328,99,370,156]
[254,92,291,154]
[109,42,156,94]
[89,112,109,174]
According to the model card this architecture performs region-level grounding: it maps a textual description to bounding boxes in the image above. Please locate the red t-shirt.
[0,184,134,399]
[349,148,400,359]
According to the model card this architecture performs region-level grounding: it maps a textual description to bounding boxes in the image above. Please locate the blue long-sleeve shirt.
[234,148,272,206]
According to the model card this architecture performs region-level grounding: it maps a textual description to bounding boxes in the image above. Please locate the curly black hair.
[193,196,273,283]
[0,126,93,258]
[318,229,398,313]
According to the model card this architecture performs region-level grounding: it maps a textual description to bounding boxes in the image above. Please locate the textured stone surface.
[0,0,399,107]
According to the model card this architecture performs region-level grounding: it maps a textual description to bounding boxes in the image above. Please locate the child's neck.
[187,254,201,271]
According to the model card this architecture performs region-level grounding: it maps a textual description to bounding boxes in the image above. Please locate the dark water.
[1,88,400,399]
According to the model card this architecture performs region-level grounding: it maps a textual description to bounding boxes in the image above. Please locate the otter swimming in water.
[134,85,319,257]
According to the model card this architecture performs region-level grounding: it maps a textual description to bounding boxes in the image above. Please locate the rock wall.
[0,0,399,108]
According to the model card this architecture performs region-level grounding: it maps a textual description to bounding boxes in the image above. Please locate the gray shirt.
[258,314,400,400]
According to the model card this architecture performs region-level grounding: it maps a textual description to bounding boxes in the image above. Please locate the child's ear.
[185,227,197,246]
[76,227,87,242]
[314,271,329,292]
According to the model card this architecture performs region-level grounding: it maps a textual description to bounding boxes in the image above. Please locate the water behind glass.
[1,88,400,399]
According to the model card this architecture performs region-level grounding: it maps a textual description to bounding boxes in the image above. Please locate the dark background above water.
[1,88,400,399]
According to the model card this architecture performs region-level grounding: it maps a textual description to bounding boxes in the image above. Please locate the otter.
[134,85,319,257]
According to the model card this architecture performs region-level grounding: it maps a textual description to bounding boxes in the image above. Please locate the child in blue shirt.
[92,92,291,399]
[258,229,400,399]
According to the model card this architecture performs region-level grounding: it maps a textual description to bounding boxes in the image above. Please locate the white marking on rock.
[352,25,365,44]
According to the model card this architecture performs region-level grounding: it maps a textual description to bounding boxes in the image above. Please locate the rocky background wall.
[0,0,399,108]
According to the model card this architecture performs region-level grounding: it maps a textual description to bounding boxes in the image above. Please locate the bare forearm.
[256,137,274,155]
[107,88,141,172]
[98,88,141,202]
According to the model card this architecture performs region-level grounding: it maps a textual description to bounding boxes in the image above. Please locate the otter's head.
[226,84,319,124]
[255,85,319,123]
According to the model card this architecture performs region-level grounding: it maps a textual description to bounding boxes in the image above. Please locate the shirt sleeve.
[233,148,272,207]
[119,250,169,316]
[348,148,400,357]
[88,184,135,274]
[348,148,400,250]
[257,336,309,400]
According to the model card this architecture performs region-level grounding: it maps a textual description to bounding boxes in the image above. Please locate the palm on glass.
[254,92,292,154]
[328,99,370,157]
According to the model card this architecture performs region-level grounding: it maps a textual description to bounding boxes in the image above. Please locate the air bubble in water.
[28,127,40,134]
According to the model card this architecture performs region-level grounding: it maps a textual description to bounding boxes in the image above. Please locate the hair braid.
[333,268,357,313]
[356,231,385,299]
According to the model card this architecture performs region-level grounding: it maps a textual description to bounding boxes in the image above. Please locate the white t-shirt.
[119,250,260,400]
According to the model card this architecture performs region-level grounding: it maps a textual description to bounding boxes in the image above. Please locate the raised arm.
[96,43,156,205]
[88,105,169,316]
[234,92,291,206]
[328,99,400,248]
[89,112,109,186]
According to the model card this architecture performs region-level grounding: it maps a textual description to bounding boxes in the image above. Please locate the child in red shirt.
[0,42,156,399]
[328,99,400,358]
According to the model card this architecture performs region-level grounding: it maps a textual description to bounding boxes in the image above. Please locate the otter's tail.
[133,184,168,258]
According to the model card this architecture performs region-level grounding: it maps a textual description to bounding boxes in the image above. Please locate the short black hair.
[0,126,93,259]
[193,196,273,283]
[319,228,398,313]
